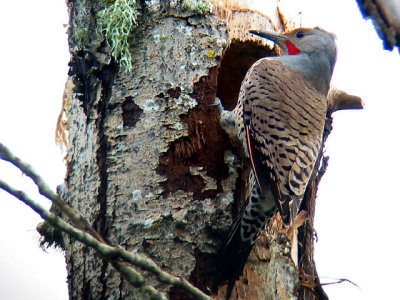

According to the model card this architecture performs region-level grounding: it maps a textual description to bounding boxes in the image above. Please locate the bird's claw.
[209,97,225,114]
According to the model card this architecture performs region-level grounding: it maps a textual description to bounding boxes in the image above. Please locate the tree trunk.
[61,1,327,299]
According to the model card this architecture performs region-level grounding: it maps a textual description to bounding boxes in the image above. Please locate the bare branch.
[0,142,103,242]
[0,143,211,300]
[115,246,211,300]
[320,277,360,289]
[0,178,165,300]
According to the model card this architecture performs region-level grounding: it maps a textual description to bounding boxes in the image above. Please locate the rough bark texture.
[65,2,231,298]
[62,1,328,299]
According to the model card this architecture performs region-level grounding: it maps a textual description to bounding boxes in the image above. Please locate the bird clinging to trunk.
[214,27,337,299]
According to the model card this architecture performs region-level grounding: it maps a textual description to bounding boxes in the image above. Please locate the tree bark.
[60,1,336,299]
[357,0,400,51]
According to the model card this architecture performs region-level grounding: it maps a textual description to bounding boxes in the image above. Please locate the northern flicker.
[214,27,337,298]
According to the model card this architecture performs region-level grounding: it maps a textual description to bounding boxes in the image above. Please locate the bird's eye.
[296,31,305,38]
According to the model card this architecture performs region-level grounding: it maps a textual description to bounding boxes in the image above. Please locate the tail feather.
[213,198,254,299]
[214,175,276,299]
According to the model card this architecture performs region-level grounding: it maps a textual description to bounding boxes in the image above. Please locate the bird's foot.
[208,97,225,113]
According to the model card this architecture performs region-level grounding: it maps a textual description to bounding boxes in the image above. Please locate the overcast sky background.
[0,0,399,299]
[0,0,69,299]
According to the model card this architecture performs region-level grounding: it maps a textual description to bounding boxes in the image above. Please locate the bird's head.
[250,27,337,95]
[250,27,337,70]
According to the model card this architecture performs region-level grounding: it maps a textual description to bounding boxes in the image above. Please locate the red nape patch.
[285,41,300,55]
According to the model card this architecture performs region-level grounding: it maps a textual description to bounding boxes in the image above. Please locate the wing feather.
[240,58,327,223]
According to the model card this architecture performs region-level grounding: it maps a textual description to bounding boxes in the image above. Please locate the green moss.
[97,0,138,73]
[207,50,215,59]
[210,213,219,222]
[72,26,90,49]
[181,0,210,14]
[151,218,162,229]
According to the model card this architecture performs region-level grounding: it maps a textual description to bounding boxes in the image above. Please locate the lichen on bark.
[56,0,334,299]
[64,1,235,298]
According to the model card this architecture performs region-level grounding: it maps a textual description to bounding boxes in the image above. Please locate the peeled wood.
[328,89,364,113]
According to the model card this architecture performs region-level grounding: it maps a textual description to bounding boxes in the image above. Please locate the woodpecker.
[214,27,337,298]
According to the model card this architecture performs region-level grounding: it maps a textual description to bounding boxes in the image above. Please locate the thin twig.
[115,246,211,300]
[320,277,360,289]
[0,143,103,242]
[0,178,165,300]
[0,143,211,300]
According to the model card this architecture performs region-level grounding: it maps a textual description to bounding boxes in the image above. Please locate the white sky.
[0,1,69,299]
[0,0,399,299]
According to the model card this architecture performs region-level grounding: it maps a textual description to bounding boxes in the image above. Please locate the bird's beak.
[249,30,287,52]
